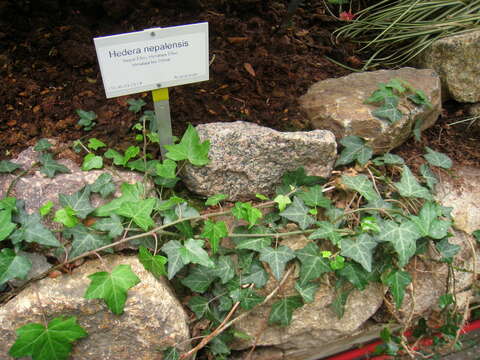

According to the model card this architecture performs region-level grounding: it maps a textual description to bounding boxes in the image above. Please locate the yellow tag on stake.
[152,88,169,102]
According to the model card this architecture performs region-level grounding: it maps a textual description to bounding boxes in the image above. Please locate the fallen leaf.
[243,63,256,77]
[227,37,249,44]
[48,270,63,278]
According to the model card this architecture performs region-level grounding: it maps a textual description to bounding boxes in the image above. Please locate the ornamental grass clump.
[334,0,480,69]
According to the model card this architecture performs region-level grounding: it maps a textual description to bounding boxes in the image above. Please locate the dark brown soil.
[0,0,478,166]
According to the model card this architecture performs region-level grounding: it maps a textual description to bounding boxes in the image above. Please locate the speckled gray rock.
[182,121,337,201]
[299,68,441,153]
[435,166,480,234]
[415,30,480,102]
[0,255,190,359]
[231,232,384,355]
[0,143,154,216]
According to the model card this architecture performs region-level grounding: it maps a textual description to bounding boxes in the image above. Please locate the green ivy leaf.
[39,153,70,178]
[413,118,423,142]
[0,209,16,242]
[338,262,369,290]
[87,138,106,150]
[297,185,331,208]
[336,136,373,167]
[340,234,377,272]
[386,78,406,93]
[268,296,303,326]
[63,224,111,258]
[34,138,54,151]
[409,201,451,239]
[53,207,79,228]
[127,98,146,113]
[309,221,342,245]
[165,124,210,166]
[294,281,320,303]
[161,240,187,279]
[408,89,432,108]
[241,262,268,288]
[104,149,125,166]
[39,201,54,217]
[0,249,31,285]
[280,167,324,188]
[330,288,352,319]
[394,165,433,200]
[90,173,116,199]
[81,153,103,171]
[379,220,420,267]
[341,174,381,202]
[213,256,236,284]
[435,238,460,263]
[180,239,215,268]
[155,159,177,179]
[163,347,180,360]
[280,197,315,230]
[138,246,167,278]
[205,194,227,206]
[295,242,331,285]
[274,194,291,212]
[188,296,210,318]
[230,287,265,310]
[59,186,95,219]
[12,211,60,247]
[232,202,263,228]
[0,160,21,173]
[439,293,455,310]
[95,182,145,217]
[181,265,217,292]
[9,316,88,360]
[365,83,394,103]
[373,153,405,166]
[115,198,156,231]
[124,146,140,164]
[384,270,411,308]
[76,109,97,130]
[424,147,452,169]
[420,164,438,191]
[235,236,271,252]
[201,220,228,254]
[473,230,480,244]
[91,214,124,238]
[259,245,295,281]
[85,264,140,315]
[360,216,381,233]
[329,255,345,270]
[372,97,403,123]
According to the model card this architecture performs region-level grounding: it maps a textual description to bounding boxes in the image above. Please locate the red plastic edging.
[324,319,480,360]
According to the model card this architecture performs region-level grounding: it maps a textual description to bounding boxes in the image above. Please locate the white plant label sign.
[94,22,209,98]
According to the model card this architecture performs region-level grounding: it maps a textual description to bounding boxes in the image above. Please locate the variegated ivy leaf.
[335,136,373,167]
[295,242,331,285]
[59,186,95,219]
[309,221,342,245]
[409,201,451,239]
[340,233,377,272]
[63,224,111,258]
[280,197,315,230]
[379,220,421,267]
[341,174,381,202]
[420,164,438,191]
[424,147,452,169]
[384,270,411,308]
[394,165,433,200]
[268,296,303,326]
[0,160,21,173]
[259,246,296,281]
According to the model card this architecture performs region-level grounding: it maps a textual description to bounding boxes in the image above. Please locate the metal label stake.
[151,88,173,159]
